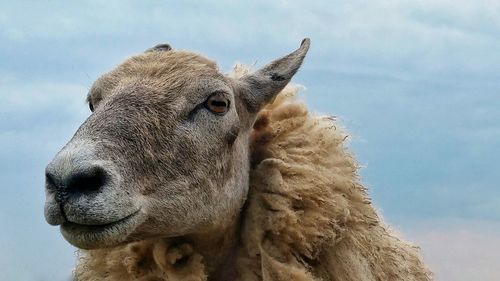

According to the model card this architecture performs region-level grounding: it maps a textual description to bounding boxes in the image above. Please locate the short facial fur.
[44,39,310,250]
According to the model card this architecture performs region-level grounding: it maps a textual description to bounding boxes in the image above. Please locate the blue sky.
[1,1,499,280]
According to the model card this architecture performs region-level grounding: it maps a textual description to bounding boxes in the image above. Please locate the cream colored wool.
[74,67,432,281]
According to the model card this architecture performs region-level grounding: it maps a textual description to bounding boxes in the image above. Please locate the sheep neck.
[186,213,240,281]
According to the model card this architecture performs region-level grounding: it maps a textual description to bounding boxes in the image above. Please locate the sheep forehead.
[120,50,219,76]
[88,50,225,106]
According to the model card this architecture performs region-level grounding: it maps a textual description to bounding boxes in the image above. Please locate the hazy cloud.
[402,219,500,281]
[1,1,499,280]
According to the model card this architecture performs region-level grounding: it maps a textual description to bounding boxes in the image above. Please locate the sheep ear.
[239,38,310,112]
[145,43,172,53]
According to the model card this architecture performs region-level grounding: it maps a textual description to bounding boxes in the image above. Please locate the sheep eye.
[205,92,229,115]
[89,101,94,112]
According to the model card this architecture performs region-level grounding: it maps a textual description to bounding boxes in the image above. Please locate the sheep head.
[44,39,310,249]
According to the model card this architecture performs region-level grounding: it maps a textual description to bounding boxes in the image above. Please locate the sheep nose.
[45,164,108,204]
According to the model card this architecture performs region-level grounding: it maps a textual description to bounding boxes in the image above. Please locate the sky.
[0,0,499,280]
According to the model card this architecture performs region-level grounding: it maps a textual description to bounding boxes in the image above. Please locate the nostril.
[67,166,108,195]
[45,170,69,205]
[45,172,57,190]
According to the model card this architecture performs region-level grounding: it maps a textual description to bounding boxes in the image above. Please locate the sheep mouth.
[60,210,143,249]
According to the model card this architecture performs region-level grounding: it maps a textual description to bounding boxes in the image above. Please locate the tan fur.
[74,67,432,280]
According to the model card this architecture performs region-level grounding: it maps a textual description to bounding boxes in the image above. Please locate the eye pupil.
[211,100,226,107]
[205,93,229,114]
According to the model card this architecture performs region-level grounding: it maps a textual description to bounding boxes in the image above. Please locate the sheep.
[44,39,432,280]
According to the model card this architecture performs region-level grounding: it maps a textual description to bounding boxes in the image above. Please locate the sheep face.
[44,40,309,249]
